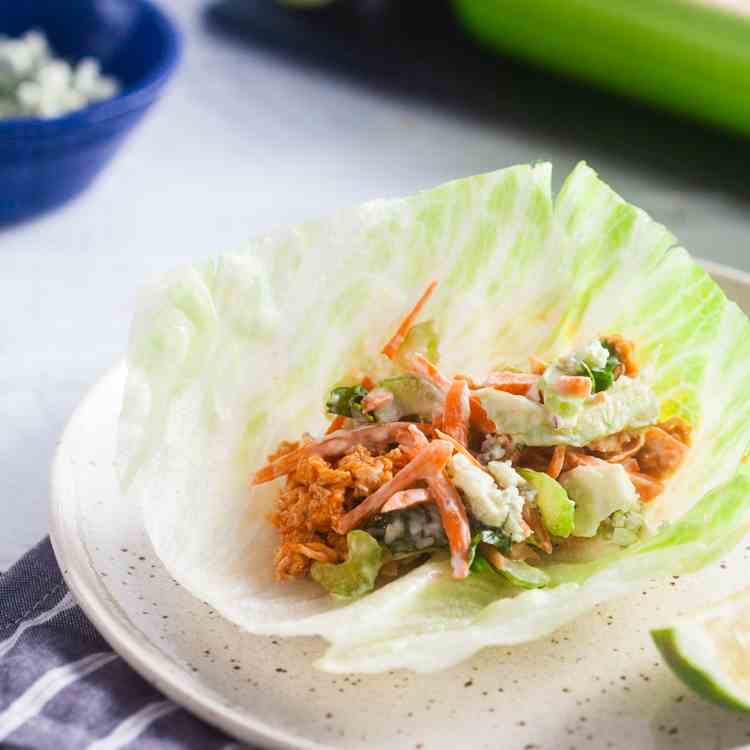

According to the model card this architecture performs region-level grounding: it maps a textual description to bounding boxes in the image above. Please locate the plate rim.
[49,362,327,750]
[48,257,750,750]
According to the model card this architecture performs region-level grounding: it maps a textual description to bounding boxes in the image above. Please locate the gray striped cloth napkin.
[0,538,253,749]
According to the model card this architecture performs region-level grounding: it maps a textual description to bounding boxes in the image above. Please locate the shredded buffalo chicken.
[270,445,410,579]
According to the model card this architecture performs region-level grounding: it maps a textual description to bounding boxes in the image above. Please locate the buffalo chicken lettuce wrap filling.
[252,282,690,597]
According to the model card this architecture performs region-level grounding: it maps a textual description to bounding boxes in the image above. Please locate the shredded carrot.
[412,422,437,438]
[405,424,430,444]
[529,355,547,375]
[547,445,566,479]
[469,396,497,434]
[523,504,551,553]
[435,429,485,471]
[381,488,432,513]
[553,375,592,398]
[605,433,645,463]
[484,371,540,396]
[397,423,430,460]
[427,473,471,579]
[454,373,480,388]
[252,444,309,484]
[407,354,495,434]
[253,422,430,485]
[442,379,471,446]
[335,440,453,533]
[361,388,394,414]
[292,542,339,563]
[563,451,606,471]
[362,375,376,391]
[325,415,346,435]
[382,280,438,360]
[409,353,453,390]
[479,542,507,571]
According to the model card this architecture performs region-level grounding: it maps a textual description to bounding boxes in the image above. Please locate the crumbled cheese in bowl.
[0,30,120,120]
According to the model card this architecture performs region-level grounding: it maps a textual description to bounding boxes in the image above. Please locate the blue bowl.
[0,0,181,225]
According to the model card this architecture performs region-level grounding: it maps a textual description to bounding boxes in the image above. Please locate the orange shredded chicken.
[588,430,645,463]
[658,416,692,446]
[627,471,664,502]
[635,426,688,481]
[271,445,409,580]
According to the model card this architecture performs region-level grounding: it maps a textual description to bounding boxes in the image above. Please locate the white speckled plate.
[50,261,750,750]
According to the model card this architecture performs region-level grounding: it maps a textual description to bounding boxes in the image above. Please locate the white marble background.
[2,0,750,569]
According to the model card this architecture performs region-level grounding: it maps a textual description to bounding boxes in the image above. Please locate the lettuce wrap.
[118,162,750,673]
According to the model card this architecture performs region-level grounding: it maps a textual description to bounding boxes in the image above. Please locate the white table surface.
[3,0,750,570]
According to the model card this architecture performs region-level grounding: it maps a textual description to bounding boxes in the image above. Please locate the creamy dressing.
[477,375,659,447]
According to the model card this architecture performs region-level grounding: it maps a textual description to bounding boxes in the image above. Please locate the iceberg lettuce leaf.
[119,162,750,673]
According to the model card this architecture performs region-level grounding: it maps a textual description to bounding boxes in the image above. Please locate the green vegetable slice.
[394,320,440,369]
[476,376,658,447]
[652,587,750,713]
[470,528,548,589]
[310,531,384,599]
[560,463,638,538]
[468,528,512,569]
[517,468,575,537]
[376,375,443,422]
[474,551,550,589]
[326,384,369,419]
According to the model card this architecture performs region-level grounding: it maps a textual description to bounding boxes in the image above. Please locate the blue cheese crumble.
[559,338,610,374]
[449,454,533,542]
[0,30,120,120]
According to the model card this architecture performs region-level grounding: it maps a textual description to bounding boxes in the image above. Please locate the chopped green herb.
[578,341,621,393]
[326,384,369,418]
[468,528,512,570]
